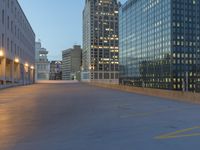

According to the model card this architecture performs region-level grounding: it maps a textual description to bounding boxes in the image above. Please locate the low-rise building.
[35,41,50,80]
[49,61,62,80]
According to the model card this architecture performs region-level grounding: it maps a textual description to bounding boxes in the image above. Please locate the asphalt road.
[1,82,200,150]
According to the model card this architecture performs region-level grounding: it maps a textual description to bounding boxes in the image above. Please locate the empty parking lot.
[0,82,200,150]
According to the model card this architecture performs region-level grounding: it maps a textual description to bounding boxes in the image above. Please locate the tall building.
[62,45,82,80]
[82,0,120,83]
[49,61,62,80]
[0,0,35,88]
[119,0,200,92]
[35,41,50,80]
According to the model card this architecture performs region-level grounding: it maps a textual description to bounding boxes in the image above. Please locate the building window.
[2,34,4,47]
[7,38,9,51]
[2,10,4,24]
[7,16,9,29]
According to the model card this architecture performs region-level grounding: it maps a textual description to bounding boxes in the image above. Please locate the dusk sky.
[18,0,126,60]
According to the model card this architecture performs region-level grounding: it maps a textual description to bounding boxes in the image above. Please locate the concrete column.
[14,63,20,83]
[28,68,31,84]
[19,64,22,84]
[1,58,6,85]
[6,60,10,82]
[24,65,29,85]
[30,69,34,84]
[0,60,1,76]
[33,69,35,83]
[11,60,14,84]
[24,66,27,85]
[35,65,37,81]
[17,64,20,82]
[24,65,26,85]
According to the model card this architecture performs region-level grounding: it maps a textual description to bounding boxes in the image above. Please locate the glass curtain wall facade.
[171,0,200,91]
[82,0,120,82]
[119,0,200,92]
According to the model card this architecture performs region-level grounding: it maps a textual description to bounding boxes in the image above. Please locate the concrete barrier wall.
[89,82,200,104]
[0,83,28,90]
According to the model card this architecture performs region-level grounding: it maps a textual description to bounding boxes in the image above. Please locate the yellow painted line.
[120,108,180,118]
[120,106,193,119]
[157,133,200,139]
[120,111,157,118]
[155,126,200,140]
[117,102,152,108]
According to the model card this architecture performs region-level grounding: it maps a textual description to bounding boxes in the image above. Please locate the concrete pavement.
[0,82,200,150]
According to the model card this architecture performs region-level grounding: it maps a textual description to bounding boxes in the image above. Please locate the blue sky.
[18,0,126,60]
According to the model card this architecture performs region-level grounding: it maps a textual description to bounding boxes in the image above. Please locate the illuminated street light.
[30,65,34,69]
[0,50,4,57]
[14,58,19,63]
[25,63,29,67]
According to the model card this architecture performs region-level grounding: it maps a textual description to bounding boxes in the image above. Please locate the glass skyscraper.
[119,0,200,92]
[82,0,120,82]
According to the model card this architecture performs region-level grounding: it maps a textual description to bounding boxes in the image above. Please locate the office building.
[49,61,62,80]
[82,0,120,83]
[35,41,50,80]
[0,0,35,88]
[119,0,200,92]
[62,45,82,80]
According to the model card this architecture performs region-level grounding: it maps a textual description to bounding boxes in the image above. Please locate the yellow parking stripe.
[155,126,200,139]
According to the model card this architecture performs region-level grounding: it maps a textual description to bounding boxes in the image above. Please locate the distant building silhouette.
[35,41,50,80]
[62,45,82,80]
[49,61,62,80]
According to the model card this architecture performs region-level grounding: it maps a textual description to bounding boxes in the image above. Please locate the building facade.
[82,0,120,83]
[49,61,62,80]
[0,0,35,88]
[119,0,200,92]
[62,45,82,80]
[35,41,50,81]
